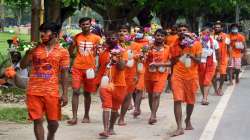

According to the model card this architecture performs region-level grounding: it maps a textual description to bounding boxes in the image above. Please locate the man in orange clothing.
[165,25,178,48]
[212,21,231,96]
[131,27,149,118]
[170,24,202,136]
[199,27,219,105]
[228,23,247,84]
[145,29,171,125]
[68,17,101,125]
[164,25,179,93]
[97,31,128,138]
[116,24,136,126]
[20,22,70,140]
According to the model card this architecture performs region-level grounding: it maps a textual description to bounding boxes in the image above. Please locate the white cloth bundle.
[137,63,144,72]
[126,59,134,68]
[100,75,109,88]
[235,41,244,49]
[86,68,95,79]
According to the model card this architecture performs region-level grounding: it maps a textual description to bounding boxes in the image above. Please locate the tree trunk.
[159,13,178,28]
[18,8,22,25]
[186,15,198,33]
[31,0,41,42]
[137,7,153,27]
[44,0,61,24]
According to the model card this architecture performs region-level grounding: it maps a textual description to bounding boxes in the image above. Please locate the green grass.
[0,32,30,53]
[0,87,25,95]
[0,107,29,123]
[0,107,69,123]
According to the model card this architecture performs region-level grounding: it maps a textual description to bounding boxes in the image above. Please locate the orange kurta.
[99,50,128,111]
[145,44,170,93]
[72,33,101,70]
[125,42,140,93]
[171,40,202,104]
[165,34,179,48]
[229,33,246,58]
[134,39,149,91]
[212,32,230,74]
[27,44,70,97]
[71,33,101,92]
[26,43,70,120]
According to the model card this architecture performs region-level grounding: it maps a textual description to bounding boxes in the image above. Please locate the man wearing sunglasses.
[20,22,70,140]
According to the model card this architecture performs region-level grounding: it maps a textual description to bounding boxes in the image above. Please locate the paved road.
[213,67,250,140]
[0,66,249,140]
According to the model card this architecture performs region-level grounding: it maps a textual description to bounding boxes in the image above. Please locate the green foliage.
[0,87,25,95]
[0,107,29,123]
[0,107,70,123]
[62,0,81,7]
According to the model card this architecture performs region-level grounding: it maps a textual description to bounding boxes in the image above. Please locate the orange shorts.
[126,78,136,94]
[135,73,145,91]
[171,75,199,104]
[145,80,166,94]
[198,63,216,86]
[100,86,127,111]
[72,68,96,93]
[219,64,227,75]
[26,95,61,121]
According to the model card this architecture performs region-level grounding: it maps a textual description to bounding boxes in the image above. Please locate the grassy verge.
[0,87,25,95]
[0,32,30,53]
[0,107,70,124]
[0,107,29,123]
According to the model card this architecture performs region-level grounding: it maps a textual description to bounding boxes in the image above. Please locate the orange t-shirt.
[109,51,128,87]
[165,34,179,48]
[145,44,170,81]
[72,33,101,69]
[95,49,111,85]
[125,42,141,79]
[27,44,70,97]
[229,33,246,58]
[134,38,150,73]
[171,41,202,80]
[212,32,230,65]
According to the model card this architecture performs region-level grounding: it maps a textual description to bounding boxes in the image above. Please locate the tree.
[5,0,31,25]
[153,0,250,32]
[82,0,156,30]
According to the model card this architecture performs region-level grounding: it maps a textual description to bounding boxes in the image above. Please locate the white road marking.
[199,68,245,140]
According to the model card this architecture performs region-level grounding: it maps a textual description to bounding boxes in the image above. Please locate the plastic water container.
[158,66,166,73]
[184,57,192,68]
[126,59,134,68]
[100,76,109,88]
[86,68,95,79]
[137,63,143,72]
[127,50,134,59]
[235,42,244,49]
